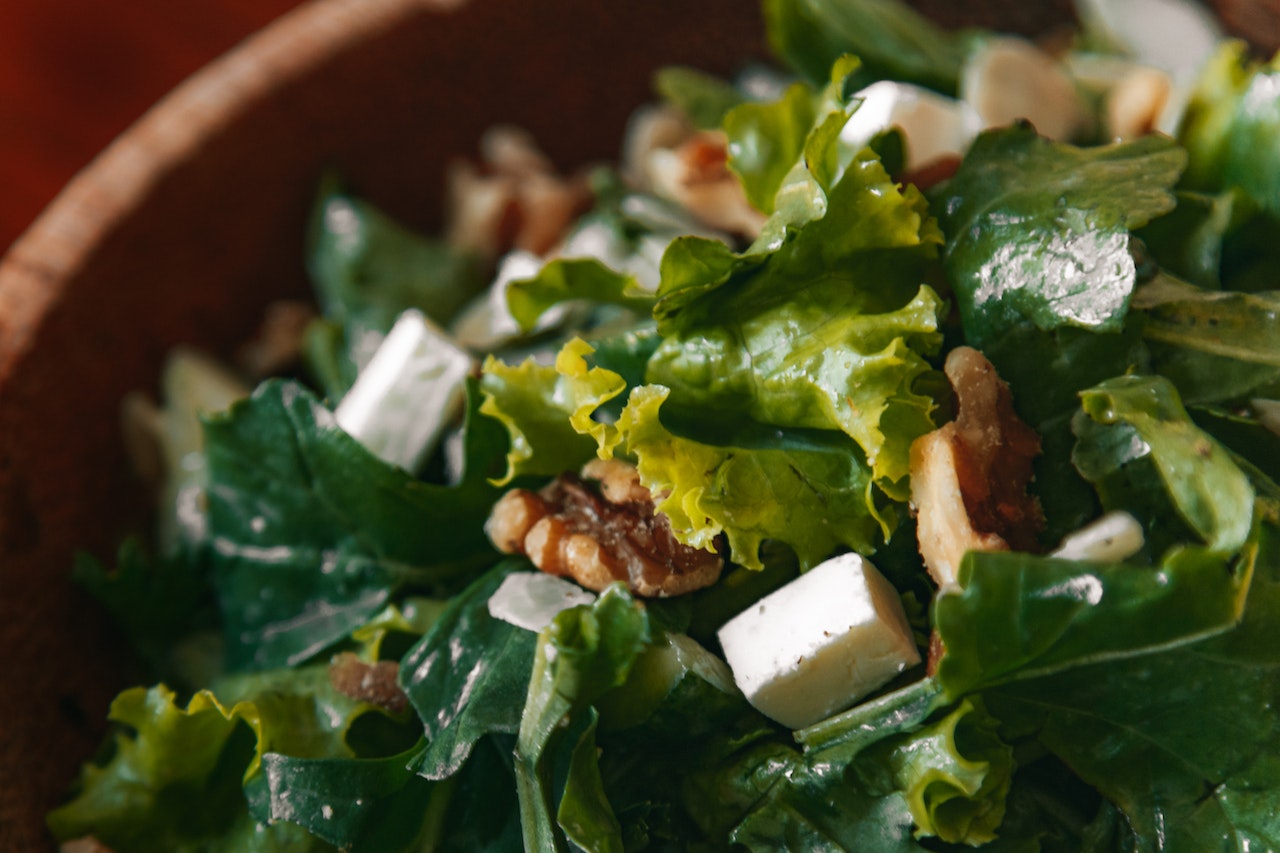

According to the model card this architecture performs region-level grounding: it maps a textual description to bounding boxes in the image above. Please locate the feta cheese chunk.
[487,572,597,632]
[334,308,474,473]
[717,552,921,730]
[841,81,980,171]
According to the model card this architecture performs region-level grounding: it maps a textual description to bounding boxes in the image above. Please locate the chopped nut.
[445,125,591,261]
[60,839,116,853]
[486,489,551,554]
[1104,66,1173,141]
[641,130,767,239]
[910,346,1044,589]
[582,457,650,505]
[328,652,409,715]
[236,299,317,379]
[485,459,723,597]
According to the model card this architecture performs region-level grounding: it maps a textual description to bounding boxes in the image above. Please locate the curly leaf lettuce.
[479,338,628,484]
[612,384,883,570]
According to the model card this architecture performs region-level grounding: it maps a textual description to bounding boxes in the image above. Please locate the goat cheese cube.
[717,552,921,730]
[488,572,597,632]
[334,308,474,473]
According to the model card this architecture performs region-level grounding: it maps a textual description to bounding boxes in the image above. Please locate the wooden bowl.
[0,0,1260,847]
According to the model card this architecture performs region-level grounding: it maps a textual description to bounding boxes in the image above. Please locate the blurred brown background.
[3,0,1277,259]
[0,0,307,256]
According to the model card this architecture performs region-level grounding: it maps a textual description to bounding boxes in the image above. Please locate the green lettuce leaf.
[305,176,485,397]
[761,0,972,93]
[1179,41,1280,217]
[647,282,943,496]
[654,66,747,130]
[854,697,1014,846]
[479,338,629,484]
[515,586,652,852]
[47,666,404,853]
[613,384,882,570]
[505,258,656,334]
[243,741,438,853]
[401,561,536,781]
[203,379,503,671]
[936,125,1185,347]
[982,508,1280,852]
[1078,374,1255,554]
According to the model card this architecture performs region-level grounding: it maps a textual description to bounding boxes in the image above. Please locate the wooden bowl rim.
[0,0,462,382]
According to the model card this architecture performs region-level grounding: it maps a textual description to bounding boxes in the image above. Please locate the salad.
[47,0,1280,850]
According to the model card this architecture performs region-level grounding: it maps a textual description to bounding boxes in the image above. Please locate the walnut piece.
[485,459,723,597]
[328,652,409,715]
[910,346,1044,589]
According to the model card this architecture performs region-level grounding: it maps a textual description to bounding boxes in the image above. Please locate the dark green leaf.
[401,561,536,780]
[762,0,971,93]
[203,380,501,671]
[936,125,1185,347]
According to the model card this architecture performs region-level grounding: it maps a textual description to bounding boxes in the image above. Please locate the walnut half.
[485,458,724,598]
[910,346,1044,589]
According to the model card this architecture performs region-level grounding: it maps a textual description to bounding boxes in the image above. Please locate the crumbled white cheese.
[1051,511,1145,563]
[334,308,473,473]
[487,572,597,632]
[841,80,980,170]
[716,552,921,730]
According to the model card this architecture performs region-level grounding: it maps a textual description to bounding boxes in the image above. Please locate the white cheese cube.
[487,572,597,632]
[717,552,921,730]
[334,308,474,473]
[841,81,980,171]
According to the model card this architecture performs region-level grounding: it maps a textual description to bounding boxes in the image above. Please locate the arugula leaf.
[1078,374,1255,554]
[762,0,971,93]
[203,380,502,671]
[936,125,1185,347]
[515,586,652,852]
[983,510,1280,852]
[401,561,536,781]
[936,375,1256,696]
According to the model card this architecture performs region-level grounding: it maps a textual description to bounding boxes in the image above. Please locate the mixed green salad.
[49,0,1280,850]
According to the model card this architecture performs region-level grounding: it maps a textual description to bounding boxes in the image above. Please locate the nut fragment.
[637,129,767,239]
[328,652,409,715]
[910,346,1044,589]
[486,460,723,597]
[445,125,591,261]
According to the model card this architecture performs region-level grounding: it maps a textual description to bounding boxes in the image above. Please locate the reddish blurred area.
[0,0,307,255]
